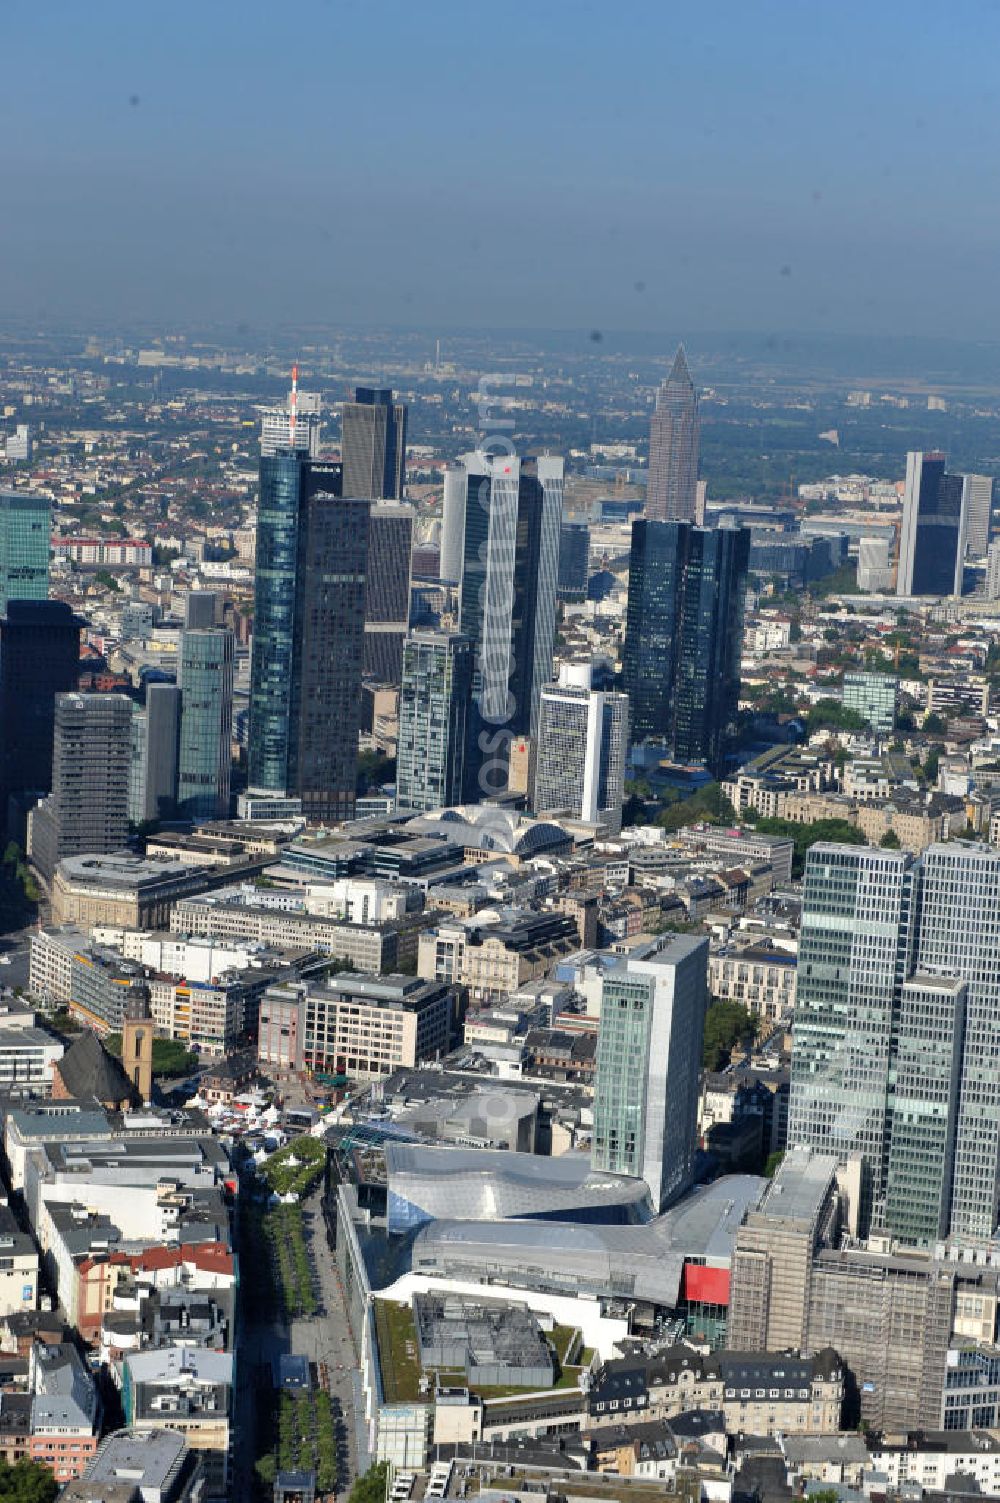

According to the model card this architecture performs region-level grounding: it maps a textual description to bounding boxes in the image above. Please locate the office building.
[0,490,49,612]
[842,669,898,736]
[183,590,216,629]
[897,450,966,596]
[440,464,467,583]
[177,629,234,821]
[646,346,700,523]
[960,473,994,561]
[128,682,181,825]
[533,663,629,835]
[341,386,407,500]
[28,693,132,881]
[258,973,454,1079]
[988,539,1000,601]
[364,501,413,684]
[248,452,369,824]
[260,379,323,458]
[623,520,749,773]
[0,424,31,464]
[0,600,82,835]
[396,631,472,812]
[788,840,1000,1243]
[591,937,709,1210]
[558,521,590,597]
[457,451,562,792]
[857,535,893,592]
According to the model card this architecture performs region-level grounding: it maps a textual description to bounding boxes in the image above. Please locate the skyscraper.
[260,378,323,458]
[177,628,234,821]
[248,452,369,824]
[0,491,50,613]
[341,386,407,501]
[396,631,473,812]
[533,663,629,835]
[557,521,590,598]
[457,452,562,794]
[128,682,181,826]
[646,346,700,522]
[623,520,749,773]
[0,601,82,837]
[591,937,709,1210]
[959,473,995,563]
[788,840,1000,1244]
[440,465,467,584]
[897,450,965,596]
[28,693,132,880]
[363,502,413,685]
[183,591,217,630]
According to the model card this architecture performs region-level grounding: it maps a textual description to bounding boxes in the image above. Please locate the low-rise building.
[50,853,273,930]
[59,1426,203,1503]
[708,943,796,1022]
[122,1346,231,1501]
[258,973,456,1080]
[29,1341,100,1484]
[418,909,580,1003]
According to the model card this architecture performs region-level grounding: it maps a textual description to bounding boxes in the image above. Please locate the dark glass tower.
[456,452,562,795]
[341,387,407,501]
[558,521,590,599]
[897,450,966,596]
[623,520,749,774]
[177,627,234,820]
[363,502,413,685]
[646,346,700,523]
[248,453,369,824]
[0,600,82,837]
[28,692,132,880]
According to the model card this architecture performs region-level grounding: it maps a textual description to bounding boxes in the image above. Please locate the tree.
[764,1150,784,1178]
[703,1000,756,1071]
[348,1463,390,1503]
[806,698,867,734]
[923,712,947,734]
[0,1458,59,1502]
[104,1034,198,1078]
[879,829,901,848]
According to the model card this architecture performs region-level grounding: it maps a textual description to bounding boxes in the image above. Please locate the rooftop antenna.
[289,362,299,449]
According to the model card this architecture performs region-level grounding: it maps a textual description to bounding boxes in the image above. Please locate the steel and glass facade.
[897,450,965,596]
[248,453,369,824]
[341,386,407,501]
[177,629,234,821]
[0,491,50,613]
[363,502,413,684]
[623,520,749,773]
[396,631,472,812]
[533,666,629,835]
[591,938,708,1211]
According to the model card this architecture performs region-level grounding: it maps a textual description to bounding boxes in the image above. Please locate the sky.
[4,0,1000,339]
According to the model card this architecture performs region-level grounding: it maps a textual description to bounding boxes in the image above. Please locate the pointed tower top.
[666,344,693,387]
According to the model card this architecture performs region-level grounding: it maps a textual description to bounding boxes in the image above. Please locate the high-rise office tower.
[646,346,700,522]
[533,664,629,835]
[248,452,369,824]
[183,591,217,630]
[28,693,132,880]
[440,465,467,584]
[0,491,50,613]
[128,682,181,826]
[457,452,562,793]
[623,520,749,774]
[341,386,407,501]
[260,376,323,458]
[788,840,1000,1244]
[959,473,994,562]
[177,629,234,821]
[557,521,590,598]
[363,502,413,685]
[987,538,1000,601]
[396,631,473,812]
[0,601,82,837]
[591,937,709,1210]
[857,535,893,592]
[897,451,966,596]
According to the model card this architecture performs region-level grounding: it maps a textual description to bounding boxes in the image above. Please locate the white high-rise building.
[986,538,1000,601]
[591,937,709,1210]
[857,535,893,592]
[440,465,466,584]
[959,473,994,562]
[533,663,629,834]
[259,387,323,457]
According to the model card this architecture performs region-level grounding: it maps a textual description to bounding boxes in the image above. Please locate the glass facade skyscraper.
[341,387,407,501]
[0,600,82,837]
[177,628,234,821]
[591,937,709,1210]
[363,502,413,685]
[0,491,50,613]
[897,450,966,596]
[248,453,369,824]
[646,346,700,523]
[789,840,1000,1244]
[623,520,749,774]
[456,452,562,794]
[27,692,132,880]
[396,631,472,812]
